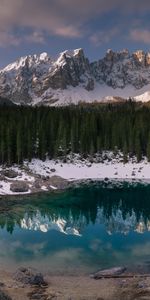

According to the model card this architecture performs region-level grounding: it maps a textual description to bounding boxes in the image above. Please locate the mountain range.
[1,48,150,106]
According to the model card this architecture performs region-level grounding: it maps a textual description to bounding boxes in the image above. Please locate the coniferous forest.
[1,101,150,164]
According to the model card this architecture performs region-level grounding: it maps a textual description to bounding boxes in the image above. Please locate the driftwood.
[91,274,150,279]
[90,267,150,279]
[91,267,127,279]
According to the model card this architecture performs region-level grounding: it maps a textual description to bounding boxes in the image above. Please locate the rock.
[34,180,41,189]
[137,281,148,289]
[2,169,18,178]
[104,177,109,182]
[49,176,69,190]
[41,176,47,181]
[87,164,92,167]
[10,181,29,193]
[0,290,12,300]
[50,169,56,173]
[91,267,126,279]
[0,284,4,288]
[13,267,47,286]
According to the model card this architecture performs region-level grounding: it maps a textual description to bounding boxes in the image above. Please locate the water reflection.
[21,211,82,236]
[0,183,150,272]
[1,182,150,235]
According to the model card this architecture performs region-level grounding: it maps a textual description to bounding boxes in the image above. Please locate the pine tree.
[147,132,150,162]
[135,131,142,162]
[16,126,23,164]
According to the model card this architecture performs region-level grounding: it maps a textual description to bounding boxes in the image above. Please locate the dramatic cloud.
[0,0,150,47]
[129,29,150,44]
[0,0,84,43]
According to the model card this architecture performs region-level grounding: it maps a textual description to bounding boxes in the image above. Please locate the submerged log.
[91,267,150,279]
[91,267,127,279]
[92,274,150,279]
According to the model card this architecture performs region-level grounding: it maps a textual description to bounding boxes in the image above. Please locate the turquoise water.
[1,183,150,275]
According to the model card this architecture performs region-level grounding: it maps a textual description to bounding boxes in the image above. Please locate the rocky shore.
[1,154,150,196]
[0,266,150,300]
[0,165,71,196]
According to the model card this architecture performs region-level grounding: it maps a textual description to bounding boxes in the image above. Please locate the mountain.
[1,48,150,105]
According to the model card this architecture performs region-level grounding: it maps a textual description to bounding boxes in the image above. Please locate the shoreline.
[1,156,150,196]
[1,265,150,300]
[1,176,150,200]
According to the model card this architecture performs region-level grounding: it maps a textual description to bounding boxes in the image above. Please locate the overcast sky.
[1,0,150,67]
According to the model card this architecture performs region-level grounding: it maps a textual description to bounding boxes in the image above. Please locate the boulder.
[13,267,47,286]
[0,290,12,300]
[34,180,41,189]
[10,181,29,193]
[50,168,56,173]
[49,176,69,190]
[2,169,18,178]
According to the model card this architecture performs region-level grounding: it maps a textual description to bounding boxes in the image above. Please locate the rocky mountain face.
[92,49,150,89]
[1,48,150,105]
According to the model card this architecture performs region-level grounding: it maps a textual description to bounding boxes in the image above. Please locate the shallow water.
[1,183,150,275]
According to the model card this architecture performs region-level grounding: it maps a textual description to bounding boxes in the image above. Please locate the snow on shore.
[26,157,150,182]
[0,166,34,195]
[0,181,31,195]
[1,153,150,196]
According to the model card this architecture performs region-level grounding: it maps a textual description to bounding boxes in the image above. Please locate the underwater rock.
[13,267,47,286]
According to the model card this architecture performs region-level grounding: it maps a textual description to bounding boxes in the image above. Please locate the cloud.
[129,29,150,44]
[0,31,46,47]
[0,31,21,47]
[0,0,84,42]
[54,26,82,38]
[0,0,150,47]
[90,28,119,46]
[25,31,45,44]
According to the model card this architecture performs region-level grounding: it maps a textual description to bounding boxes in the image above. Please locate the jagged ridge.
[1,48,150,105]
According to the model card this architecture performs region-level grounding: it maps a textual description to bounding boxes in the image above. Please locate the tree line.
[1,101,150,164]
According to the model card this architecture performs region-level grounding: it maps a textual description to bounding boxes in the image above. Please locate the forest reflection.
[1,183,150,235]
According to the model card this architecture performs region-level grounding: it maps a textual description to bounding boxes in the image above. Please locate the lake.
[0,182,150,275]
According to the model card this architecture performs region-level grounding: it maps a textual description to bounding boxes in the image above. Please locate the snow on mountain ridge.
[1,48,150,105]
[134,91,150,102]
[2,48,83,73]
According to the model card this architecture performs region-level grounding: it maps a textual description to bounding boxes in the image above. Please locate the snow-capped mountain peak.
[1,48,150,105]
[39,52,49,61]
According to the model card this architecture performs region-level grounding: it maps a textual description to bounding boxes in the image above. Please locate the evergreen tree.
[147,132,150,162]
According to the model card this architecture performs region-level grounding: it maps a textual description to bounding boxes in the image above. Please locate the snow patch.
[26,155,150,181]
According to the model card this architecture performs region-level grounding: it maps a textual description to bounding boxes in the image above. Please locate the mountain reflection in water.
[1,183,150,273]
[1,182,150,235]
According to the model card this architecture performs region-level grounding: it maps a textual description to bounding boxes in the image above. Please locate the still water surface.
[1,183,150,274]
